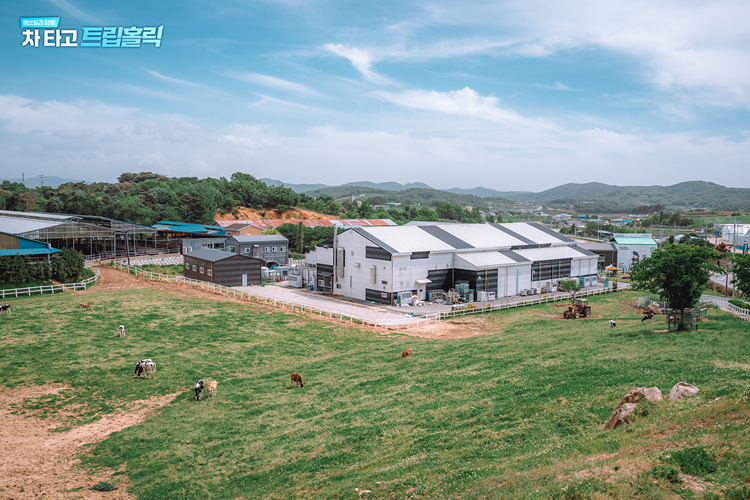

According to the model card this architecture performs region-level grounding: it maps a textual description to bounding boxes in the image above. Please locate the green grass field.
[2,288,750,499]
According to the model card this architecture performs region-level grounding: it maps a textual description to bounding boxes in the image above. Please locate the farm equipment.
[563,298,592,319]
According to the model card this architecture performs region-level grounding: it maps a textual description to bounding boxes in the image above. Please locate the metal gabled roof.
[611,235,657,246]
[0,216,64,234]
[512,245,596,262]
[228,234,289,243]
[184,248,253,262]
[454,251,529,270]
[503,222,573,245]
[351,226,456,255]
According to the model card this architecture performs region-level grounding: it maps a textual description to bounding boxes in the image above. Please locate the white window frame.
[192,265,197,272]
[207,269,212,276]
[200,267,204,274]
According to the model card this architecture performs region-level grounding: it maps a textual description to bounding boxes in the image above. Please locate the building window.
[244,248,250,253]
[272,246,277,252]
[207,269,212,276]
[192,265,197,271]
[336,283,342,289]
[200,267,204,274]
[227,246,236,253]
[280,246,285,252]
[185,262,189,270]
[265,247,270,252]
[202,243,210,249]
[381,280,388,285]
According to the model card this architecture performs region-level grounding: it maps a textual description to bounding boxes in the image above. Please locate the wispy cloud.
[145,70,205,88]
[323,43,395,85]
[221,72,317,95]
[531,81,581,91]
[250,94,321,112]
[375,87,546,127]
[46,0,103,25]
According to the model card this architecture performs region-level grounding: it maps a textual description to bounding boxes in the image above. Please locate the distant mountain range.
[262,178,749,212]
[1,176,81,188]
[261,178,531,199]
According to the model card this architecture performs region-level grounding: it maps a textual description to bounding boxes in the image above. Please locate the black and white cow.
[118,325,126,337]
[194,380,204,401]
[134,359,156,379]
[608,320,617,329]
[641,313,655,322]
[0,304,10,316]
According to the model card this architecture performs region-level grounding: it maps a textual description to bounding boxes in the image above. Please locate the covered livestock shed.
[184,249,261,286]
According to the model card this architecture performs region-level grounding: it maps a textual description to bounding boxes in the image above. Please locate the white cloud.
[531,82,580,91]
[221,72,317,95]
[1,94,748,189]
[374,87,547,128]
[322,43,394,85]
[145,70,205,88]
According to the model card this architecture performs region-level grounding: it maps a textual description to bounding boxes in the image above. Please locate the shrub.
[729,299,750,310]
[51,248,85,283]
[715,284,724,293]
[650,464,681,483]
[725,486,750,500]
[91,481,117,492]
[666,447,718,477]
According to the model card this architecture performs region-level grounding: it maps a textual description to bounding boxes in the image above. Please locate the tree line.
[0,172,488,228]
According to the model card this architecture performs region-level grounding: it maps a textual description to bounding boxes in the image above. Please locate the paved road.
[234,282,628,327]
[234,283,428,327]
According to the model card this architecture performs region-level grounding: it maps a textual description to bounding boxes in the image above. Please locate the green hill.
[516,181,750,212]
[303,185,516,207]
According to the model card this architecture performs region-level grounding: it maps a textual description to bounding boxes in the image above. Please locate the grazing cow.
[118,325,126,337]
[194,380,204,401]
[291,372,304,388]
[0,304,10,316]
[79,302,91,311]
[608,320,617,329]
[207,380,217,397]
[641,313,655,322]
[401,349,413,360]
[134,359,155,379]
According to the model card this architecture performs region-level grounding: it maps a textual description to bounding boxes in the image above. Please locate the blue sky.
[1,0,749,191]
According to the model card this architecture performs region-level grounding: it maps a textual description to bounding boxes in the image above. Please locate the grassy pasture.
[1,289,750,499]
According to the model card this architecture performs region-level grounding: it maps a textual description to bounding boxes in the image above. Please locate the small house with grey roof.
[184,248,261,286]
[224,234,289,267]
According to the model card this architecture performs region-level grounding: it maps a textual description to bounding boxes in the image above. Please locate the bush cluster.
[0,254,51,284]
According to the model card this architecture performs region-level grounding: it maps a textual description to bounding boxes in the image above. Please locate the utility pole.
[39,174,44,186]
[21,173,25,186]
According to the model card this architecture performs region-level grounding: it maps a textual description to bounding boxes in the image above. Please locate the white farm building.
[721,224,750,249]
[313,222,598,304]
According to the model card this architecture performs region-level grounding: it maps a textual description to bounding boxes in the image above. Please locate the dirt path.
[0,385,180,499]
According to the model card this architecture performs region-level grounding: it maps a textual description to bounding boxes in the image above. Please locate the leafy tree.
[631,245,722,316]
[731,254,750,299]
[52,248,85,283]
[558,279,582,304]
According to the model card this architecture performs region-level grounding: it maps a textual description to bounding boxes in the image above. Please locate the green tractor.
[563,298,592,319]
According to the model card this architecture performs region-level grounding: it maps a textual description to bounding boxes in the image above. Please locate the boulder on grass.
[604,387,663,430]
[604,402,638,430]
[645,303,663,315]
[669,382,699,400]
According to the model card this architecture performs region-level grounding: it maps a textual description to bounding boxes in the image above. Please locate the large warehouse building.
[314,222,598,304]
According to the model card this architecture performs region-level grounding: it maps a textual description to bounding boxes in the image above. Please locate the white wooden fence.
[439,284,632,319]
[0,268,101,299]
[114,263,439,331]
[720,302,750,322]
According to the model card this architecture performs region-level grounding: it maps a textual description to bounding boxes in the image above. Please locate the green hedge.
[729,299,750,310]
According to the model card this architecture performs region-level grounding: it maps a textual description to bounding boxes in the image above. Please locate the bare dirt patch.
[214,207,335,221]
[0,385,180,499]
[393,316,501,339]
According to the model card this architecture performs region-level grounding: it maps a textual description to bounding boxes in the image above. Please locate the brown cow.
[291,372,304,388]
[401,349,413,360]
[79,302,91,311]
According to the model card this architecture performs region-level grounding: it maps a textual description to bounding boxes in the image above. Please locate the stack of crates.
[455,282,469,295]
